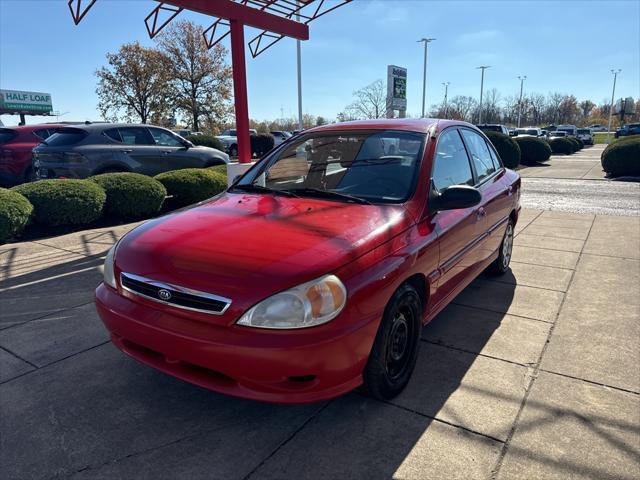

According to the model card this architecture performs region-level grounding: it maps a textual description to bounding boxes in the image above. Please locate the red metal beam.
[162,0,309,39]
[229,20,252,164]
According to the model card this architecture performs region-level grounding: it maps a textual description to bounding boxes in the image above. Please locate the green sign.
[0,89,53,115]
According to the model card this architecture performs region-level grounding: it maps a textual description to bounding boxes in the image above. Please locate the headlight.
[103,246,116,289]
[237,275,347,329]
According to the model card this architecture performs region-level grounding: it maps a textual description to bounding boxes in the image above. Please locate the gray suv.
[33,123,228,180]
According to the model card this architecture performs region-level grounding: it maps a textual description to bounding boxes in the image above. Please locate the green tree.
[95,42,172,123]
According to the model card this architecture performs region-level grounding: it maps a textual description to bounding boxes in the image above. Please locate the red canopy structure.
[68,0,351,163]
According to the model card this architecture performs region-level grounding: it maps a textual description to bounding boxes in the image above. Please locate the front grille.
[120,272,231,315]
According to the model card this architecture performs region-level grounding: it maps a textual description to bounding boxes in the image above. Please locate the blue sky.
[1,0,639,126]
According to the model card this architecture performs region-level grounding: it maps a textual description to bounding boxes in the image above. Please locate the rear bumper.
[95,283,378,404]
[35,162,91,179]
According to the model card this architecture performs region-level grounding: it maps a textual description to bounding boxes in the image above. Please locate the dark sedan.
[33,123,228,180]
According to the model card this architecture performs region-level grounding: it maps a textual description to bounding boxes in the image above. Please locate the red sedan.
[96,119,521,403]
[0,124,67,186]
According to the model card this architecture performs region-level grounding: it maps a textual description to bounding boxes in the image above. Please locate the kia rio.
[96,119,521,404]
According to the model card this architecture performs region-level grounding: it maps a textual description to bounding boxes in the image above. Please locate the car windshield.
[577,129,590,134]
[45,128,87,146]
[550,132,566,137]
[557,128,573,133]
[526,129,538,135]
[516,129,528,134]
[234,130,426,204]
[0,128,18,144]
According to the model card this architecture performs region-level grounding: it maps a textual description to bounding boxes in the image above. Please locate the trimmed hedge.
[575,137,585,149]
[208,164,228,177]
[514,136,552,165]
[485,131,520,168]
[13,179,105,227]
[90,172,166,220]
[185,134,225,152]
[567,137,581,152]
[549,137,574,155]
[155,168,227,208]
[250,133,275,157]
[601,136,640,177]
[0,188,33,244]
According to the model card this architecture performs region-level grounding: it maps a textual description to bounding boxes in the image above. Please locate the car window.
[118,127,154,146]
[0,128,18,144]
[33,129,51,140]
[460,129,496,183]
[104,128,122,142]
[431,129,474,191]
[149,128,183,147]
[45,128,88,146]
[486,140,502,170]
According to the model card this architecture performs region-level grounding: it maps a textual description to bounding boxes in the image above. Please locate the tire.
[229,145,238,157]
[487,219,514,275]
[363,283,422,400]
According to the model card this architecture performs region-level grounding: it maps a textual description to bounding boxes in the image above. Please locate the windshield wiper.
[285,187,371,205]
[230,183,300,198]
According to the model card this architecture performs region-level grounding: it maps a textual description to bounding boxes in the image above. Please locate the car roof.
[1,123,69,132]
[305,118,469,135]
[58,123,169,132]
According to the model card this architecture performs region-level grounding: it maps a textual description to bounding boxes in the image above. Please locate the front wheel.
[363,283,422,400]
[487,219,514,275]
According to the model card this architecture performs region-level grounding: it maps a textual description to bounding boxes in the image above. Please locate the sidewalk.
[1,210,639,479]
[518,144,606,180]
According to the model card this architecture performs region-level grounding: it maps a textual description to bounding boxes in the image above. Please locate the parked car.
[33,123,228,180]
[0,124,67,186]
[576,128,594,145]
[515,127,543,137]
[587,124,608,132]
[548,131,568,139]
[476,124,510,135]
[270,130,292,146]
[614,123,640,138]
[556,124,578,137]
[508,128,517,136]
[96,118,521,404]
[216,128,258,157]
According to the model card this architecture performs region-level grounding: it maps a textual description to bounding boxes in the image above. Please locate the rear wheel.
[487,219,514,275]
[363,283,422,400]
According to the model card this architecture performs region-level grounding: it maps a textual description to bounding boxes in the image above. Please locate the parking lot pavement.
[518,144,606,180]
[1,210,639,479]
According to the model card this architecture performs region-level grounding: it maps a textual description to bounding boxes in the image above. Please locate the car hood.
[114,192,414,323]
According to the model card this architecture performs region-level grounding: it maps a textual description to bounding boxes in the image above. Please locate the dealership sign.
[0,89,53,115]
[387,65,407,111]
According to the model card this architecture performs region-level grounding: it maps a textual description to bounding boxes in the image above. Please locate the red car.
[0,124,67,186]
[96,119,520,404]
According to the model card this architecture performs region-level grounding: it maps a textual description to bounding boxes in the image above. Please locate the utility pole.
[517,75,526,128]
[442,82,450,118]
[476,65,490,124]
[606,69,621,144]
[418,38,435,117]
[296,3,303,130]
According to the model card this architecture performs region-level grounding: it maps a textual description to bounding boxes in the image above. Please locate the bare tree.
[95,42,172,123]
[156,20,233,131]
[447,95,477,122]
[343,80,389,119]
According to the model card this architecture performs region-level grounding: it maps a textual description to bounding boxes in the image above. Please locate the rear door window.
[0,129,18,144]
[460,129,497,183]
[118,127,154,145]
[45,128,88,146]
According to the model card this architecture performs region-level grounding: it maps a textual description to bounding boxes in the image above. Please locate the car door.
[117,127,162,175]
[429,128,486,308]
[460,128,512,263]
[148,127,200,172]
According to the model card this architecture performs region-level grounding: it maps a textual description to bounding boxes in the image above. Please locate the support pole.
[230,19,251,163]
[606,69,620,144]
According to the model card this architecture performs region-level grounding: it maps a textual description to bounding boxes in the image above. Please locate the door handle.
[476,207,487,219]
[161,150,172,154]
[121,149,132,154]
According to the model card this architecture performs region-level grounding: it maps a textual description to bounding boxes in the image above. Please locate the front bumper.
[95,283,379,404]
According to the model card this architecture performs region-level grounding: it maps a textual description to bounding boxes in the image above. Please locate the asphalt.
[1,150,639,479]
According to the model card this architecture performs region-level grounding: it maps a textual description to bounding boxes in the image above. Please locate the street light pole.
[442,82,450,118]
[418,37,435,118]
[517,75,526,128]
[476,65,490,124]
[606,69,621,144]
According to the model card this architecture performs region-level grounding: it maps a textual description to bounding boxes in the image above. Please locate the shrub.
[601,136,640,177]
[90,172,166,220]
[185,134,225,151]
[0,188,33,243]
[549,137,574,155]
[155,168,227,208]
[484,131,520,168]
[575,137,585,149]
[13,179,105,226]
[250,133,275,157]
[514,136,552,165]
[208,164,228,178]
[566,137,580,152]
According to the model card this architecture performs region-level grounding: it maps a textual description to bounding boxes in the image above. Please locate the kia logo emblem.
[158,289,172,301]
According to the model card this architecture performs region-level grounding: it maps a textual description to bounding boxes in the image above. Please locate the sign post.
[386,65,407,119]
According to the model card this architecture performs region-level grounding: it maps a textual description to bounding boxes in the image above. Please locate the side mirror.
[182,140,194,149]
[432,185,482,212]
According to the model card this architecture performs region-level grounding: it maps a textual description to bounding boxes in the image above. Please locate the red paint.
[0,124,67,186]
[229,20,251,164]
[96,119,521,404]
